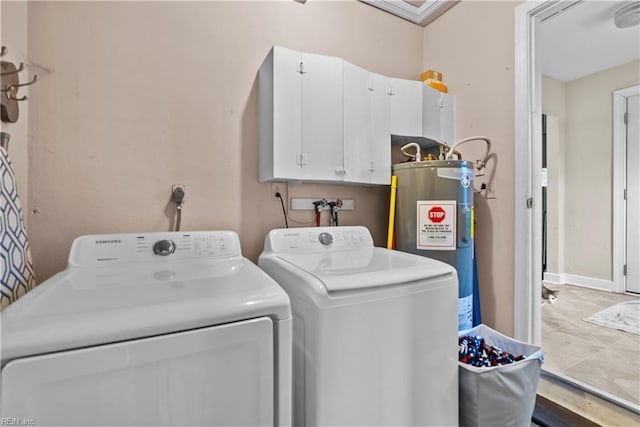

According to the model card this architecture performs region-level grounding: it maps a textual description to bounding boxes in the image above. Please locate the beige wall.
[423,0,518,335]
[19,0,528,335]
[564,60,640,281]
[25,1,424,280]
[543,60,640,282]
[1,1,29,221]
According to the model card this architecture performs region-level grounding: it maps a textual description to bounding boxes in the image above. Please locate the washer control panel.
[266,226,374,253]
[69,231,242,266]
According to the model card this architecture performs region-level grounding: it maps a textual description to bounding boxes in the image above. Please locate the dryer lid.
[276,247,454,292]
[1,232,291,361]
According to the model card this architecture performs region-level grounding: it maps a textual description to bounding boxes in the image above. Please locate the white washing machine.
[1,231,291,426]
[258,226,459,427]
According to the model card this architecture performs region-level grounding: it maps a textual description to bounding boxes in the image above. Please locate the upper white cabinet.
[259,45,454,185]
[342,62,391,185]
[422,85,455,145]
[259,46,342,182]
[389,78,455,145]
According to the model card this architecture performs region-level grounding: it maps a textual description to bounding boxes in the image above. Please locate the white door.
[271,45,302,181]
[389,78,423,136]
[342,61,370,183]
[422,85,455,146]
[300,52,343,181]
[2,318,274,426]
[369,72,391,184]
[627,94,640,293]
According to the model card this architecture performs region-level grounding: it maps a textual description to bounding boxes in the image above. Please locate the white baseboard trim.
[543,272,613,292]
[543,273,562,284]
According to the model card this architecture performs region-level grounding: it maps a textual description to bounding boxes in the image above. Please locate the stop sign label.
[417,200,456,250]
[428,207,446,223]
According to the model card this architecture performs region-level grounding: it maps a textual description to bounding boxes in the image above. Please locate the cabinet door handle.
[297,61,306,74]
[297,153,307,166]
[368,161,375,172]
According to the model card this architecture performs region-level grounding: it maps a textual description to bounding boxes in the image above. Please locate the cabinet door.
[369,73,391,184]
[259,45,302,181]
[343,61,371,183]
[272,46,303,179]
[300,52,343,181]
[389,78,423,136]
[439,91,455,145]
[422,85,455,145]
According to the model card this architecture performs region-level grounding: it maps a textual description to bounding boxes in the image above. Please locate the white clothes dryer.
[1,231,291,427]
[259,226,458,427]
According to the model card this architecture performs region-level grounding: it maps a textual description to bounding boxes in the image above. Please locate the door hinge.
[624,112,628,125]
[623,264,627,276]
[526,198,534,209]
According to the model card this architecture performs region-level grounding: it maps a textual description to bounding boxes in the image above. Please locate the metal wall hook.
[7,74,38,90]
[5,92,27,102]
[1,63,24,77]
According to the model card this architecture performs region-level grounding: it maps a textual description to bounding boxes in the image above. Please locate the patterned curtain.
[1,146,36,309]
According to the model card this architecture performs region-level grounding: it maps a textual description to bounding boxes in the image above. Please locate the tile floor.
[541,282,640,406]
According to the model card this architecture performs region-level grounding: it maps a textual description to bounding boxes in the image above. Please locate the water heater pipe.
[400,142,422,162]
[445,136,492,169]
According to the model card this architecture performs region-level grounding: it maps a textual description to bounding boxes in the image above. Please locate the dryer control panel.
[263,226,374,253]
[69,231,242,266]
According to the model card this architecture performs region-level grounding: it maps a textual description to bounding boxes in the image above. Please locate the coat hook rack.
[1,47,43,122]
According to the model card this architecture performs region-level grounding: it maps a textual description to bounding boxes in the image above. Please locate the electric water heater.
[393,159,474,330]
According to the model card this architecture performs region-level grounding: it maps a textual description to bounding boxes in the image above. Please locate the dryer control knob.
[153,239,176,256]
[318,232,333,246]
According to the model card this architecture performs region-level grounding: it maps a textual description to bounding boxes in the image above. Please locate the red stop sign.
[428,206,446,223]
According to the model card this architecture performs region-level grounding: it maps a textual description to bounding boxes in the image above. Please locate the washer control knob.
[153,239,176,256]
[318,232,333,246]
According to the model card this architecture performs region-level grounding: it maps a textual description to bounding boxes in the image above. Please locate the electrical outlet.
[271,183,284,201]
[486,181,496,199]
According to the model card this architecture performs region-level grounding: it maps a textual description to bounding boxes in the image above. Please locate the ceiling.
[539,0,640,82]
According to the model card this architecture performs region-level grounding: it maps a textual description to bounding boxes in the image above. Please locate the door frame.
[613,85,640,293]
[514,0,640,413]
[514,0,555,345]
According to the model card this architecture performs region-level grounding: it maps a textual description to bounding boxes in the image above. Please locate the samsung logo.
[95,239,122,244]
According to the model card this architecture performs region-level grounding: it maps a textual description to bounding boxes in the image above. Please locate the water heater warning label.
[417,200,456,250]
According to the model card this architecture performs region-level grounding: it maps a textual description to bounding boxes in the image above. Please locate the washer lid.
[276,247,454,292]
[1,257,291,361]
